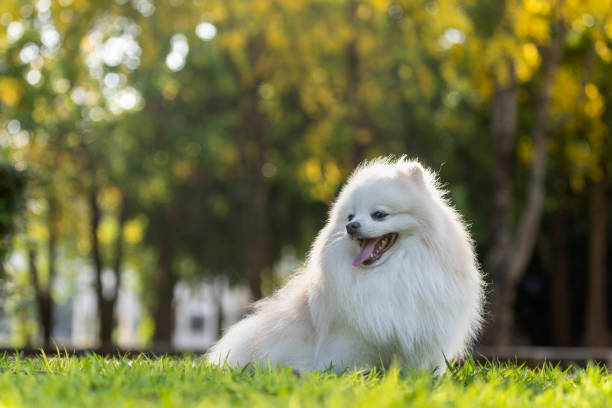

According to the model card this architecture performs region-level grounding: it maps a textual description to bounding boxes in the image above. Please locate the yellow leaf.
[605,20,612,39]
[369,0,387,12]
[98,216,118,245]
[77,237,90,255]
[266,19,288,50]
[162,79,179,101]
[357,4,372,20]
[522,43,540,67]
[123,216,147,244]
[584,83,604,118]
[595,41,612,63]
[585,83,599,99]
[515,59,532,82]
[253,1,269,15]
[219,31,246,53]
[524,0,550,15]
[529,18,550,41]
[358,33,376,55]
[517,138,534,164]
[494,61,511,86]
[551,68,579,114]
[27,222,48,242]
[210,5,228,22]
[101,186,121,209]
[0,78,22,106]
[303,158,322,183]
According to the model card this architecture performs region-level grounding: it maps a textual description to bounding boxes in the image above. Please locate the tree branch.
[508,18,566,284]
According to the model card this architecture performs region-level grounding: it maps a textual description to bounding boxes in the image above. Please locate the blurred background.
[0,0,611,353]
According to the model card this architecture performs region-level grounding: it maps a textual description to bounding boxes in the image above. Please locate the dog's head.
[326,156,443,269]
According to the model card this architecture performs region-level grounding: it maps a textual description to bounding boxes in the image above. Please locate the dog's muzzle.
[346,221,361,238]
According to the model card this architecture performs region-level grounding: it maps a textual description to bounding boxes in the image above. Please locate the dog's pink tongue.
[353,238,381,267]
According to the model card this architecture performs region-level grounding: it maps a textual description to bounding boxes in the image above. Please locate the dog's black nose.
[346,221,360,235]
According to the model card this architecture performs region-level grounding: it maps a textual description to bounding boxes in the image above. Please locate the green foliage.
[0,354,611,407]
[2,0,610,278]
[1,0,612,344]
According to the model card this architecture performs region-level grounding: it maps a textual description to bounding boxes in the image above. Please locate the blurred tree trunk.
[216,295,224,340]
[347,0,367,167]
[585,160,608,346]
[487,19,566,346]
[486,64,518,345]
[98,194,128,349]
[235,41,273,301]
[213,276,226,340]
[152,203,178,348]
[543,43,595,347]
[44,194,57,346]
[550,206,572,346]
[28,247,51,347]
[0,162,27,279]
[539,205,572,346]
[88,186,109,348]
[28,194,58,347]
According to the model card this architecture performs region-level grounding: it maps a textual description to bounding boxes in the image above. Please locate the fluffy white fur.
[206,157,484,373]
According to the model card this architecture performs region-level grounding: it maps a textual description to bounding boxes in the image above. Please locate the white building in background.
[172,281,218,350]
[0,248,301,349]
[69,268,98,347]
[0,256,251,349]
[65,271,251,350]
[172,278,251,350]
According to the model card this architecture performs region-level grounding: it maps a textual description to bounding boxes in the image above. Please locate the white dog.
[207,157,484,373]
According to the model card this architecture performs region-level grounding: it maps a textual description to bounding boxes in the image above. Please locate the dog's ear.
[399,161,426,186]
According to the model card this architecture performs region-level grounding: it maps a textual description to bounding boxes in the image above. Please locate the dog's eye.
[347,214,354,221]
[371,211,387,220]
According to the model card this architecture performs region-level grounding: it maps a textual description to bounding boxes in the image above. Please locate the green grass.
[1,353,611,407]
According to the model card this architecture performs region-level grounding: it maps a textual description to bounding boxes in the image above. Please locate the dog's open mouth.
[353,233,398,267]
